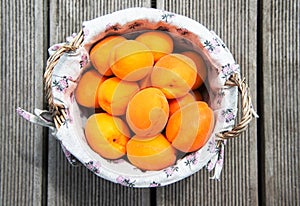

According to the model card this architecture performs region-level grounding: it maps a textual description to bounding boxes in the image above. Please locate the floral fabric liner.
[18,8,240,187]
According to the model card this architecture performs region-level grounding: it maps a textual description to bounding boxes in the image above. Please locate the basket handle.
[44,30,84,128]
[216,73,258,140]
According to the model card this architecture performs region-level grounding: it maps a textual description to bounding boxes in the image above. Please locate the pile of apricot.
[75,30,214,171]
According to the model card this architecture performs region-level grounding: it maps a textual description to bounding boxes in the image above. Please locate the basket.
[18,8,257,187]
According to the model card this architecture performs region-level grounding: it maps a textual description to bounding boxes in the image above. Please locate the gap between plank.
[150,188,157,206]
[151,0,157,9]
[256,0,265,205]
[42,0,51,205]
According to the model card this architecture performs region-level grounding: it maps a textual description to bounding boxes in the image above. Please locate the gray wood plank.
[261,0,299,204]
[47,1,152,205]
[156,0,258,205]
[0,0,48,205]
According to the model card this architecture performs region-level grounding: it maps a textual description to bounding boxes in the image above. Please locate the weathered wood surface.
[0,1,47,205]
[260,0,300,204]
[156,0,258,205]
[1,0,299,205]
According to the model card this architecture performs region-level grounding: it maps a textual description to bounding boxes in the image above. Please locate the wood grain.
[1,0,299,205]
[47,1,152,205]
[261,0,299,204]
[156,0,258,205]
[0,0,48,205]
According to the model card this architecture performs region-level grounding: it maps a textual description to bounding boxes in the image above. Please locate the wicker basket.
[24,8,257,187]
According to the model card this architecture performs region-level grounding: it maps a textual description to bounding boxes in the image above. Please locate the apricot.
[181,51,207,89]
[90,35,127,76]
[138,71,153,89]
[126,87,169,137]
[98,77,140,116]
[85,113,130,159]
[127,134,177,170]
[151,53,197,99]
[166,101,214,152]
[168,90,203,116]
[75,69,106,108]
[135,31,173,61]
[109,40,154,81]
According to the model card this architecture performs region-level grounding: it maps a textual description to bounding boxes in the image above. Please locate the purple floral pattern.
[116,176,136,187]
[206,140,225,172]
[164,166,179,178]
[184,153,199,167]
[85,161,101,174]
[204,38,221,54]
[220,63,239,79]
[66,33,77,43]
[149,181,161,187]
[216,145,225,168]
[161,13,175,22]
[221,108,235,123]
[207,139,218,154]
[61,145,78,165]
[60,108,74,129]
[82,25,89,38]
[213,35,226,49]
[105,23,121,32]
[16,107,31,121]
[52,76,73,93]
[128,22,142,30]
[50,44,61,51]
[216,89,226,105]
[79,54,88,68]
[211,141,225,175]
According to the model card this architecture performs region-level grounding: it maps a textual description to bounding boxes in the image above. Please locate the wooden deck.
[1,0,299,205]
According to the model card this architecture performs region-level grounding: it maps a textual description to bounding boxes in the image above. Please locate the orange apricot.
[135,31,173,61]
[181,51,207,89]
[166,101,214,152]
[151,53,197,99]
[90,35,127,76]
[75,69,106,108]
[109,40,154,81]
[127,134,177,170]
[126,87,169,137]
[85,113,130,159]
[138,71,153,89]
[168,90,203,116]
[98,77,140,116]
